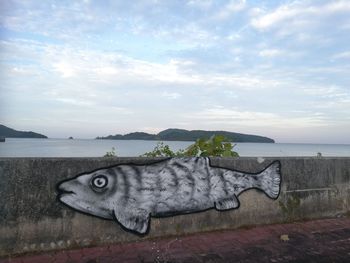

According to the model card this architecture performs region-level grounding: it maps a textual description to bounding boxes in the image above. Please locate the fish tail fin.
[258,161,281,199]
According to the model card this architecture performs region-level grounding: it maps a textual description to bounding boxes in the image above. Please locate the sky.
[0,0,349,143]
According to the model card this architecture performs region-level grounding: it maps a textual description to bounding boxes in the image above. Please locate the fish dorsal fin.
[215,195,240,211]
[113,207,150,234]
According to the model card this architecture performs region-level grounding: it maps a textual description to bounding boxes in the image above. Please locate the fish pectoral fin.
[113,208,150,234]
[215,195,240,211]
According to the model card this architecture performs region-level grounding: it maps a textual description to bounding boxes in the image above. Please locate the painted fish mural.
[57,158,281,234]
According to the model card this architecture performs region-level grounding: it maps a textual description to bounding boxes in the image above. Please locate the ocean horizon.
[1,138,349,157]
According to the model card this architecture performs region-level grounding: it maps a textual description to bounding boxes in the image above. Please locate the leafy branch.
[104,147,117,157]
[140,135,239,157]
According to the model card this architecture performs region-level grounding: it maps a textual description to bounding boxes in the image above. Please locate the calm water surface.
[0,138,349,157]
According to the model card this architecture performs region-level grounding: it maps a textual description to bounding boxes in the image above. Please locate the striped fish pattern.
[57,158,281,234]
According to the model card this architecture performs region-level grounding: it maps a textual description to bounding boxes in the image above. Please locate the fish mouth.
[57,180,74,192]
[57,184,76,198]
[58,189,75,195]
[57,189,76,199]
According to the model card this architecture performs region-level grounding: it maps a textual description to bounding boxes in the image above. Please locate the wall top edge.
[0,156,349,160]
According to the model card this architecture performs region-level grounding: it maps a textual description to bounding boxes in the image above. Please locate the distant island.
[96,128,274,143]
[0,124,47,139]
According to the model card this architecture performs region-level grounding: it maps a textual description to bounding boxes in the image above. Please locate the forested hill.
[96,128,274,143]
[0,124,48,138]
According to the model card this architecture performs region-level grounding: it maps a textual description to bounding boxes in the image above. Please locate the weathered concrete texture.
[0,157,349,257]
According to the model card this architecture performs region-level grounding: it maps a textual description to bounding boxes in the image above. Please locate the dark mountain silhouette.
[96,128,274,143]
[0,124,47,138]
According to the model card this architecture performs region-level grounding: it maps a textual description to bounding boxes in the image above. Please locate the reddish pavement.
[2,217,350,263]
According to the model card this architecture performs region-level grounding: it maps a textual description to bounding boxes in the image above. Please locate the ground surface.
[1,217,350,263]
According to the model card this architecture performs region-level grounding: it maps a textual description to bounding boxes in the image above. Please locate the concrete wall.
[1,157,349,257]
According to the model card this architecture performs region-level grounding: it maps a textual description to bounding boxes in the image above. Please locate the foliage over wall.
[104,135,239,157]
[141,135,239,157]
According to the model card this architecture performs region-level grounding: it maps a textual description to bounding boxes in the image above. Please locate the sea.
[0,138,349,157]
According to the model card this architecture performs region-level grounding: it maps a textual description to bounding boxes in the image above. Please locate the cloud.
[251,0,350,31]
[302,85,349,99]
[186,0,213,10]
[326,1,350,12]
[213,0,246,20]
[259,49,284,57]
[332,51,350,60]
[188,107,329,128]
[251,3,303,30]
[9,39,278,90]
[1,1,350,142]
[54,98,94,107]
[94,66,120,76]
[52,61,75,78]
[161,92,181,99]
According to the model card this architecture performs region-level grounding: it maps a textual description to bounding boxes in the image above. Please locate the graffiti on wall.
[57,158,281,234]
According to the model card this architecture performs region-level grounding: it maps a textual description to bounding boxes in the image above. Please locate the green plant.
[104,147,117,157]
[140,135,239,157]
[183,135,239,157]
[140,142,183,157]
[279,195,301,221]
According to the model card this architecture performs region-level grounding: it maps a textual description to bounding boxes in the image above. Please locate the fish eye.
[91,175,108,189]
